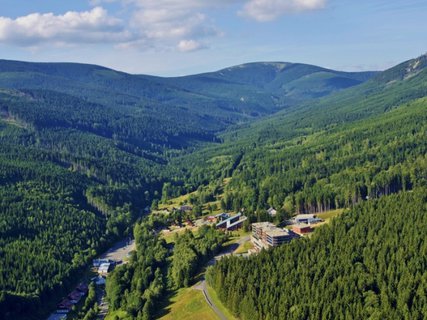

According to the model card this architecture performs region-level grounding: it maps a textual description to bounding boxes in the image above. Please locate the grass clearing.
[158,178,232,215]
[161,226,200,244]
[105,310,130,320]
[313,209,344,228]
[158,288,220,320]
[234,240,253,254]
[159,191,198,211]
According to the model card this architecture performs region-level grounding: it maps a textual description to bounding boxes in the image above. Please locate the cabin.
[206,215,217,223]
[294,214,322,225]
[180,205,192,212]
[293,223,313,235]
[267,207,277,217]
[93,258,109,267]
[98,262,111,275]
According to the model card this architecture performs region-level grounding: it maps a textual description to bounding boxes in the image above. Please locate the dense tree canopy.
[208,189,427,320]
[0,55,426,319]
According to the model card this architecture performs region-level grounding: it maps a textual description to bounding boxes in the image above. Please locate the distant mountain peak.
[407,54,427,72]
[224,61,289,72]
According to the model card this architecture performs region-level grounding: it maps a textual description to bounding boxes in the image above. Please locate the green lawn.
[314,209,344,226]
[161,227,200,244]
[105,310,130,320]
[158,178,232,215]
[234,240,253,254]
[158,288,220,320]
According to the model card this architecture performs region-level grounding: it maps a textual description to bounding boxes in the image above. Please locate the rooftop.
[253,222,289,237]
[294,214,316,219]
[265,229,289,237]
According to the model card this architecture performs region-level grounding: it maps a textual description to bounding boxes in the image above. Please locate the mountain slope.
[101,54,427,320]
[170,54,427,214]
[0,59,377,126]
[220,54,427,145]
[0,57,413,320]
[160,62,377,108]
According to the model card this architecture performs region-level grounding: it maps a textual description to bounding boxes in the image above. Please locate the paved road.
[96,287,108,320]
[194,277,227,320]
[194,235,250,320]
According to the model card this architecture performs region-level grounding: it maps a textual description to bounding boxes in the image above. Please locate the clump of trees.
[170,225,228,288]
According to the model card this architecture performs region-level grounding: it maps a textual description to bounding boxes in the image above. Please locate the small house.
[293,224,313,235]
[180,205,192,212]
[294,214,322,225]
[267,207,277,217]
[98,262,111,275]
[57,299,73,312]
[68,290,84,304]
[206,215,216,223]
[93,259,109,268]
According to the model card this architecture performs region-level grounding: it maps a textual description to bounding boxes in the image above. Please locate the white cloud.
[0,0,328,52]
[0,7,131,46]
[177,39,205,52]
[241,0,326,22]
[120,0,221,50]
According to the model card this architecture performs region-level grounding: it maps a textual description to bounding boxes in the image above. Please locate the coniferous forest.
[207,190,427,320]
[0,54,426,319]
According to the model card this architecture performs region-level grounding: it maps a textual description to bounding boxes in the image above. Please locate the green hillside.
[98,54,427,320]
[170,55,427,217]
[184,55,427,319]
[0,55,424,319]
[0,59,376,129]
[161,62,377,108]
[220,54,427,145]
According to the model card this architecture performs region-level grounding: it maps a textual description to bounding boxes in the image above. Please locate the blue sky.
[0,0,426,76]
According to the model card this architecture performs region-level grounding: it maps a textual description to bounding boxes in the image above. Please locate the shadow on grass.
[153,289,179,319]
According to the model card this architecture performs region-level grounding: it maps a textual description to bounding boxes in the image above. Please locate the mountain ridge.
[0,54,425,320]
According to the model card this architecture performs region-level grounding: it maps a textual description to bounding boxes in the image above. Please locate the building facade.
[251,222,297,252]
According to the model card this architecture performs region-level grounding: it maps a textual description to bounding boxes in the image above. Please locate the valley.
[0,54,426,320]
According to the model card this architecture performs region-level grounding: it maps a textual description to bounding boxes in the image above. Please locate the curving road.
[194,277,227,320]
[194,235,250,320]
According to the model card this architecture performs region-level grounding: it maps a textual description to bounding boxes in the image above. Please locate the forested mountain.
[0,54,425,320]
[180,54,427,319]
[0,59,376,132]
[170,54,427,212]
[161,62,377,108]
